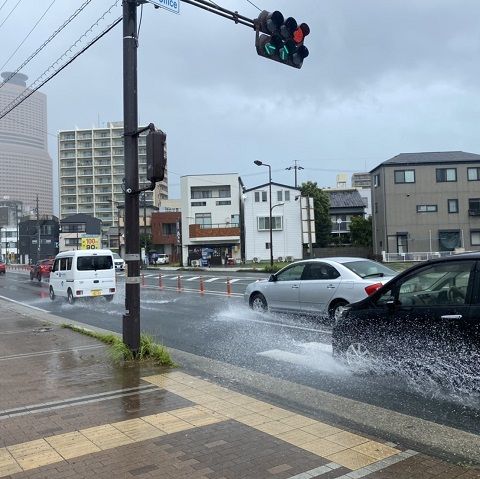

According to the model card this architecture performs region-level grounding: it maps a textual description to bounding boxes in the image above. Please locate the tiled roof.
[327,189,365,208]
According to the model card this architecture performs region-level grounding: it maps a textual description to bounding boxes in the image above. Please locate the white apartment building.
[243,182,303,262]
[58,121,168,228]
[180,174,241,266]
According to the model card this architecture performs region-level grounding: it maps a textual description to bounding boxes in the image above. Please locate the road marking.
[240,318,332,334]
[0,294,50,313]
[205,277,220,282]
[0,344,103,362]
[186,276,200,281]
[226,278,241,283]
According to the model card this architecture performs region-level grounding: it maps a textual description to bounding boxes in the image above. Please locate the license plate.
[91,290,102,297]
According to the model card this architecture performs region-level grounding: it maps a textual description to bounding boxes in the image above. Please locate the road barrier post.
[141,273,145,287]
[226,277,231,296]
[158,273,163,289]
[177,275,182,292]
[199,277,205,294]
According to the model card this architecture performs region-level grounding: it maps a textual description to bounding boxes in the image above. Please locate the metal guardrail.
[382,251,456,262]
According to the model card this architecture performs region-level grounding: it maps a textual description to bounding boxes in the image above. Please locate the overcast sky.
[2,0,480,213]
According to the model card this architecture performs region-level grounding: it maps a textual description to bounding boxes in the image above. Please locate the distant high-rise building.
[58,121,168,227]
[351,172,372,189]
[0,72,53,214]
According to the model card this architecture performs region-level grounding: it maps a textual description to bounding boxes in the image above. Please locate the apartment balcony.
[189,223,240,240]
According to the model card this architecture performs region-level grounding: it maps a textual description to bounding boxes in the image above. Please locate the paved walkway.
[0,299,478,479]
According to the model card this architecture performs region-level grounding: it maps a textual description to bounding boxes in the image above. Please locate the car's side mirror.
[269,274,277,282]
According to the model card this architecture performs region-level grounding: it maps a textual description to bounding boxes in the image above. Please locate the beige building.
[0,72,53,214]
[58,121,168,228]
[371,151,480,256]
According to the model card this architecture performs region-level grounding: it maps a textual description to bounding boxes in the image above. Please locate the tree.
[300,181,331,247]
[349,215,372,248]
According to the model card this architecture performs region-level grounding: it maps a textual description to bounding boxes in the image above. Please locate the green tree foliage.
[300,181,331,247]
[349,215,373,247]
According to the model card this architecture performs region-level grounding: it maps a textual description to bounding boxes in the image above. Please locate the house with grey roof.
[371,151,480,256]
[326,189,366,243]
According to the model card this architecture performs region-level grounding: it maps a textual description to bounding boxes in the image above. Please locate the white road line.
[226,278,241,283]
[0,294,50,313]
[205,277,220,282]
[0,344,103,361]
[186,276,200,281]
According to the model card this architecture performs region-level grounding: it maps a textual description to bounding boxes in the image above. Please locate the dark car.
[0,261,5,275]
[332,254,480,374]
[30,259,54,281]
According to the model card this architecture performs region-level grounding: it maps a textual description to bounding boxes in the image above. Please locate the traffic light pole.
[123,0,141,354]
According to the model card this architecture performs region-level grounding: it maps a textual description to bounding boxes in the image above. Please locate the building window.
[468,198,480,216]
[218,188,231,198]
[394,170,415,184]
[231,214,240,226]
[65,238,80,246]
[257,216,283,231]
[416,205,437,213]
[216,201,231,206]
[195,213,211,226]
[254,192,260,202]
[468,168,480,181]
[261,191,267,202]
[448,199,459,214]
[265,242,270,249]
[191,188,212,199]
[436,168,457,182]
[191,201,206,207]
[162,223,176,235]
[438,230,461,251]
[373,174,380,187]
[62,223,85,233]
[277,191,283,202]
[284,191,290,201]
[471,230,480,246]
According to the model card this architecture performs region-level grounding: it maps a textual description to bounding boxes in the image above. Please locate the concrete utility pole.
[36,195,40,261]
[122,0,141,354]
[286,160,304,188]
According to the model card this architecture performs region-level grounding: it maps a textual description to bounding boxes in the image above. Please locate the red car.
[30,259,54,281]
[0,261,5,275]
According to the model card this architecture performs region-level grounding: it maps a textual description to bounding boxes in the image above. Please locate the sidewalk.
[0,298,478,479]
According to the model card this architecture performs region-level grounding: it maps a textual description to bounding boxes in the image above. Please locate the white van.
[49,249,116,304]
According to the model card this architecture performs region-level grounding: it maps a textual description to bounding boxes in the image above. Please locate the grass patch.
[61,324,174,366]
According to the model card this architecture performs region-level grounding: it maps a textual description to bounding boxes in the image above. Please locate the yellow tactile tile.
[257,406,295,421]
[235,413,274,427]
[81,424,134,450]
[112,418,166,442]
[302,438,348,456]
[0,447,22,476]
[352,441,400,460]
[300,422,343,438]
[169,406,225,427]
[327,448,378,470]
[7,438,63,470]
[325,430,370,448]
[277,429,318,447]
[44,431,100,459]
[143,412,196,433]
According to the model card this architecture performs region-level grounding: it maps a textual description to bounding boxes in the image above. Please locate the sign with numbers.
[80,236,100,250]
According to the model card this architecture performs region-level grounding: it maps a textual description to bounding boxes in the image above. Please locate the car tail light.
[76,290,83,296]
[109,288,115,293]
[365,282,382,296]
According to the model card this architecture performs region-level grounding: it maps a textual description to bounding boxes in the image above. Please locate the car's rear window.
[77,255,113,271]
[342,260,396,279]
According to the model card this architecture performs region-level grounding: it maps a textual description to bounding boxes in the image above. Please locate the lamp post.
[254,160,273,267]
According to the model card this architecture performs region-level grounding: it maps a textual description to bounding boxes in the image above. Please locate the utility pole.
[143,191,147,267]
[36,195,40,262]
[286,160,304,188]
[306,196,313,258]
[123,0,141,354]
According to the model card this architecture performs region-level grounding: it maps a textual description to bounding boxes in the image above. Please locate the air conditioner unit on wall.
[253,257,259,263]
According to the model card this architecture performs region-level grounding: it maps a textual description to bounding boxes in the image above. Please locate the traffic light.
[146,129,167,183]
[255,10,310,69]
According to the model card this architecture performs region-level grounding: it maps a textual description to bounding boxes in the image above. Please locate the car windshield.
[342,260,396,279]
[77,255,113,271]
[112,253,121,259]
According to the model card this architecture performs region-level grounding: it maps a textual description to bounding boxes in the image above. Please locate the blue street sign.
[147,0,180,14]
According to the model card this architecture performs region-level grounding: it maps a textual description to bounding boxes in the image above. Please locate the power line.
[0,14,122,122]
[0,0,56,72]
[0,0,93,90]
[0,0,21,30]
[244,0,261,12]
[0,0,8,15]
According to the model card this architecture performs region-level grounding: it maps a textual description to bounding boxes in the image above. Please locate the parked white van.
[49,249,116,304]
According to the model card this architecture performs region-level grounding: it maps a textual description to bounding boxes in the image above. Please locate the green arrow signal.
[264,43,276,55]
[279,45,290,61]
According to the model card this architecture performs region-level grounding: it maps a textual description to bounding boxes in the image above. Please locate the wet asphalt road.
[1,269,479,438]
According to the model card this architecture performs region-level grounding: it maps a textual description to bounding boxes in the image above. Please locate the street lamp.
[254,160,273,267]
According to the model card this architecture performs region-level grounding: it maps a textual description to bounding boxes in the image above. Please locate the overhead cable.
[0,15,122,121]
[0,0,93,90]
[0,0,56,72]
[0,0,9,15]
[0,0,21,30]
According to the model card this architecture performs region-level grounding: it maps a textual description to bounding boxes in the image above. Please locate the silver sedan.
[244,257,397,321]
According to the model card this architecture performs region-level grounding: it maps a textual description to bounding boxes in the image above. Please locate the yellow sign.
[80,236,100,250]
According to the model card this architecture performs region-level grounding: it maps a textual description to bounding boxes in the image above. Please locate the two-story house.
[180,174,241,266]
[371,151,480,256]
